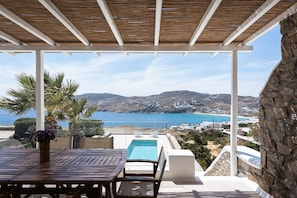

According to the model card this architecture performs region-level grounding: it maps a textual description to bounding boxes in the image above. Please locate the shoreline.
[193,112,256,120]
[0,112,258,135]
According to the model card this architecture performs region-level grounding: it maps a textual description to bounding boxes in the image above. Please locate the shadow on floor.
[166,176,203,185]
[158,190,261,198]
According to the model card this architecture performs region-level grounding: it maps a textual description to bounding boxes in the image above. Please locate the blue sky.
[0,25,281,98]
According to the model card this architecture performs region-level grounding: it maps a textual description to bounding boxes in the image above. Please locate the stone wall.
[204,146,261,179]
[204,151,230,176]
[259,12,297,198]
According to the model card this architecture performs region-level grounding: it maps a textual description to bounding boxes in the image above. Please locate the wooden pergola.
[1,0,297,176]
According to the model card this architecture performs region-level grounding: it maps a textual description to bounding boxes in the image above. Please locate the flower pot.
[39,141,50,163]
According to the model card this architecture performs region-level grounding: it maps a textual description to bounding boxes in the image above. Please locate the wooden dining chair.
[50,136,75,197]
[112,148,167,198]
[51,136,72,149]
[80,136,114,149]
[123,146,164,178]
[79,136,114,197]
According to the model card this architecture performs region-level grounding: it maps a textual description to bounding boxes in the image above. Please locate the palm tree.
[65,97,97,135]
[66,98,97,123]
[0,71,95,135]
[65,98,97,148]
[43,71,79,133]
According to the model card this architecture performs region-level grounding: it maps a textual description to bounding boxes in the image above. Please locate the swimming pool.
[127,139,158,161]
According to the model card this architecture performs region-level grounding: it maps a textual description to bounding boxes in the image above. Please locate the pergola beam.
[154,0,163,46]
[189,0,222,46]
[0,45,253,53]
[223,0,280,46]
[0,5,56,46]
[39,0,90,46]
[96,0,124,46]
[0,30,25,45]
[242,2,297,45]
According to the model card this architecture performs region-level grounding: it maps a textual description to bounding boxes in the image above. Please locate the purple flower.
[32,129,56,142]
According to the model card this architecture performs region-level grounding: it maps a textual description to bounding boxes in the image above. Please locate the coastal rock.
[0,138,24,148]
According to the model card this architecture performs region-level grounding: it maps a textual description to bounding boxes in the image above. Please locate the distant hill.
[77,90,259,117]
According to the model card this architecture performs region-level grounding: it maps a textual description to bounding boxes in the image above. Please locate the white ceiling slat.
[39,0,90,46]
[0,45,253,53]
[154,0,163,47]
[64,52,72,56]
[96,0,124,46]
[0,30,25,45]
[0,5,56,45]
[242,2,297,45]
[223,0,280,46]
[0,51,15,55]
[189,0,222,46]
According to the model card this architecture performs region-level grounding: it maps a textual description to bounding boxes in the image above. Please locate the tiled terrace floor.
[158,176,261,198]
[20,176,261,198]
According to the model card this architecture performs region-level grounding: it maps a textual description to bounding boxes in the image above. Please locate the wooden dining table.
[0,148,127,198]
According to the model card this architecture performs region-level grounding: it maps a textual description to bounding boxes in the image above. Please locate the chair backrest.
[152,146,164,177]
[155,148,166,181]
[51,137,72,149]
[81,137,114,148]
[153,148,167,197]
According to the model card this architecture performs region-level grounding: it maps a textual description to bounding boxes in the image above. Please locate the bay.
[90,112,236,129]
[0,109,36,125]
[0,109,242,129]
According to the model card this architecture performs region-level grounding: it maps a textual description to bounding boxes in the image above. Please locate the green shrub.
[59,129,71,137]
[187,131,207,145]
[221,124,230,129]
[201,129,224,141]
[181,143,214,170]
[238,122,248,127]
[69,119,104,137]
[243,141,260,151]
[214,137,229,147]
[14,118,36,139]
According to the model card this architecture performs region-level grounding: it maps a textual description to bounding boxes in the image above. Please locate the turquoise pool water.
[127,139,158,161]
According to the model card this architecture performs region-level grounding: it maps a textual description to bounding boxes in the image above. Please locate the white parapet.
[165,149,196,180]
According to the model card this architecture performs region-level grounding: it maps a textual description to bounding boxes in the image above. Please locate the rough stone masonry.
[259,12,297,198]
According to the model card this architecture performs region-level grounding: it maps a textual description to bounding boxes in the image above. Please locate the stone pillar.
[259,12,297,198]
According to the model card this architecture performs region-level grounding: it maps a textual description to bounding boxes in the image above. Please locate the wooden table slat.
[0,148,127,197]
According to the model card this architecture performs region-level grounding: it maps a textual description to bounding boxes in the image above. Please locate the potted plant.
[31,129,55,163]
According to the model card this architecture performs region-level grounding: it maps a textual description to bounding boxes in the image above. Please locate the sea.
[0,109,245,129]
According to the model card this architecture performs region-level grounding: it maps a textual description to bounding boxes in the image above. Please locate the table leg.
[10,185,21,198]
[85,184,100,198]
[104,183,112,198]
